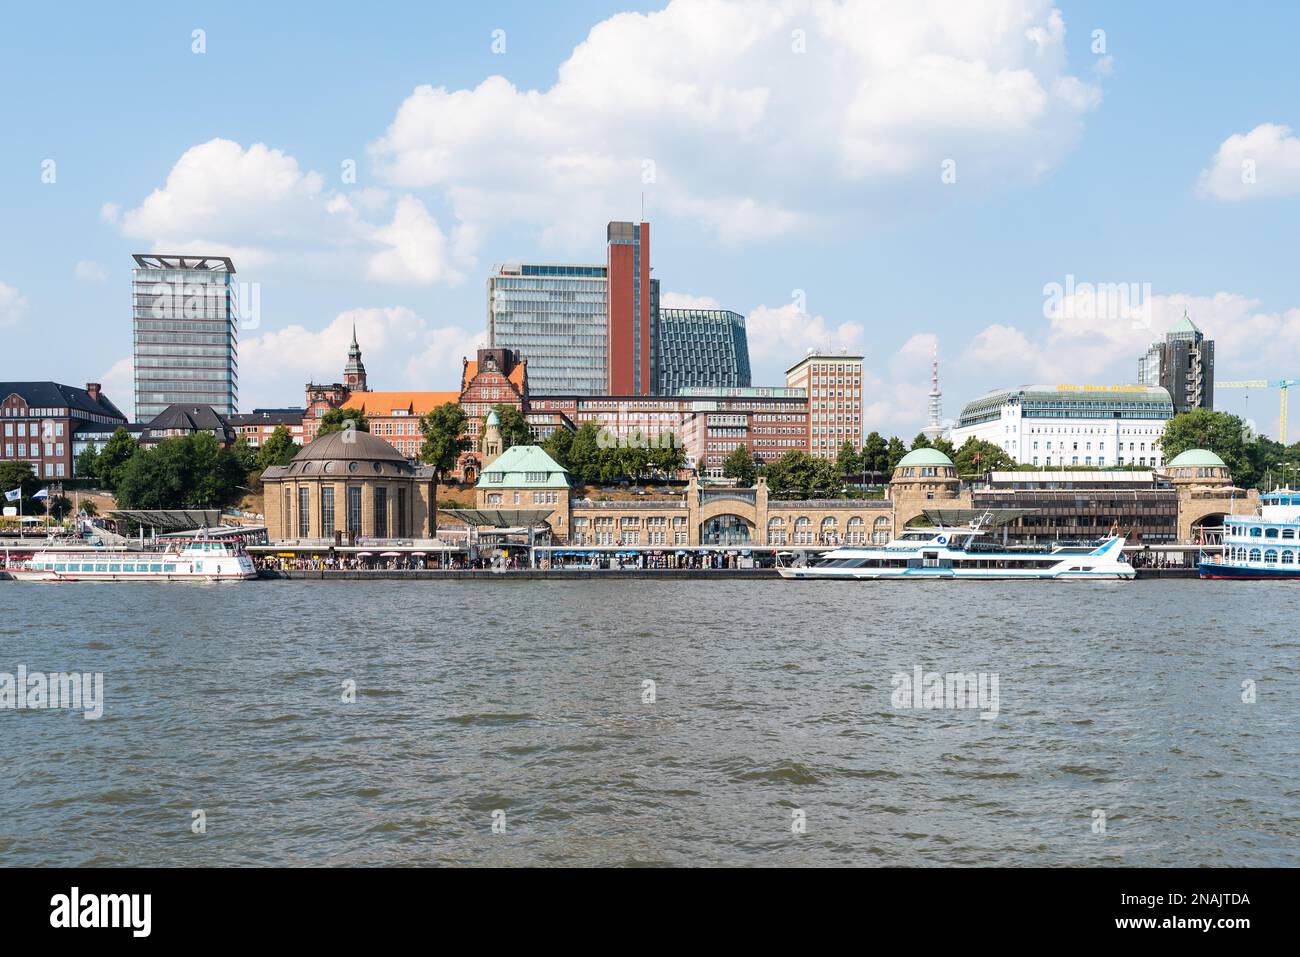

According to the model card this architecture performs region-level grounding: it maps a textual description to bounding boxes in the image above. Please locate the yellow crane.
[1217,379,1300,444]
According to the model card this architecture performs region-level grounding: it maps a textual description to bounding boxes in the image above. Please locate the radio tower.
[921,341,946,442]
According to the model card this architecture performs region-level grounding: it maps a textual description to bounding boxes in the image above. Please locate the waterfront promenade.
[251,566,1200,581]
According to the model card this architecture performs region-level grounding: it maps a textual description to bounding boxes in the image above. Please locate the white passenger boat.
[5,533,257,582]
[777,513,1134,581]
[1199,489,1300,580]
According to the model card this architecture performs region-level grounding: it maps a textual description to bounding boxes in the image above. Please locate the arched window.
[1264,549,1279,564]
[819,516,838,544]
[872,516,891,544]
[845,516,865,545]
[1282,550,1295,565]
[1250,527,1263,537]
[794,516,813,545]
[1265,527,1280,539]
[1248,548,1262,562]
[767,516,787,546]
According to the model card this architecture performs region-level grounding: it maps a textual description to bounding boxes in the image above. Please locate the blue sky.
[2,0,1299,437]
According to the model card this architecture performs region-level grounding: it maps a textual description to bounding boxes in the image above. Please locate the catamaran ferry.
[1199,489,1300,580]
[777,510,1134,581]
[5,533,257,582]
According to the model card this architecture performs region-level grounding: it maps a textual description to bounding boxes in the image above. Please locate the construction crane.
[1217,379,1300,444]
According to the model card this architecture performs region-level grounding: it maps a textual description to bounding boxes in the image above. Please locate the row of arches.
[1231,548,1297,565]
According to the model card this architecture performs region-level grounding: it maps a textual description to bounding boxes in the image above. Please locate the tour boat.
[1199,489,1300,580]
[5,533,257,582]
[777,514,1134,581]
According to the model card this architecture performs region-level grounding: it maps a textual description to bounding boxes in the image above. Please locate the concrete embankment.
[260,567,1199,581]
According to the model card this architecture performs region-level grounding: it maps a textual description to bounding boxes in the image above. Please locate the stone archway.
[701,513,753,545]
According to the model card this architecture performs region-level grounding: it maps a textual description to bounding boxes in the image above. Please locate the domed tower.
[343,324,368,392]
[889,446,966,528]
[1161,448,1232,487]
[482,409,503,466]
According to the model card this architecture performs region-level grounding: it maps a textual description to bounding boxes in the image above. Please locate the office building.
[952,384,1175,467]
[132,254,239,421]
[606,221,655,395]
[1138,312,1214,413]
[657,308,751,393]
[1,381,128,479]
[785,352,866,459]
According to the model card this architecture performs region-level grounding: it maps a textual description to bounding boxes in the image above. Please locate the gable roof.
[144,403,234,439]
[462,359,527,392]
[476,445,570,489]
[341,391,459,417]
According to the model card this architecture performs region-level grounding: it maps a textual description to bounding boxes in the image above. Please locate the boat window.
[54,564,66,572]
[108,564,120,572]
[1249,527,1262,537]
[164,564,176,573]
[1264,550,1278,564]
[151,564,164,573]
[1265,528,1279,539]
[1248,549,1262,562]
[1284,529,1296,540]
[95,564,108,572]
[1282,551,1295,564]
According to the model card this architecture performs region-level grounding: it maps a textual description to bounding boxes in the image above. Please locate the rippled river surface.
[2,579,1297,867]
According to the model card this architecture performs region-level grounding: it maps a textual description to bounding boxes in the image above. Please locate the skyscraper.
[132,254,238,421]
[487,262,609,395]
[606,221,655,395]
[656,308,751,393]
[1137,311,1214,413]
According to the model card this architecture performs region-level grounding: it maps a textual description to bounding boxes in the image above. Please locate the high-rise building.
[132,254,238,421]
[606,221,655,395]
[487,262,608,395]
[1137,312,1214,413]
[921,341,946,442]
[656,308,751,393]
[785,352,866,459]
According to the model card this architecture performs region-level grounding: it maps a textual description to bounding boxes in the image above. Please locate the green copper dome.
[1166,448,1225,467]
[897,447,954,467]
[485,410,500,427]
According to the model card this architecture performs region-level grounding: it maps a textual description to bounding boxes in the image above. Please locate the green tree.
[233,437,260,474]
[318,407,370,436]
[762,451,841,498]
[115,433,249,509]
[418,402,470,483]
[566,422,603,484]
[540,427,574,470]
[910,433,932,450]
[648,434,686,477]
[885,436,908,471]
[834,440,860,477]
[953,437,1016,475]
[861,432,888,474]
[255,425,300,470]
[95,426,138,491]
[721,445,757,485]
[0,461,41,511]
[490,404,532,450]
[80,499,99,518]
[47,495,74,521]
[931,436,956,459]
[75,443,100,482]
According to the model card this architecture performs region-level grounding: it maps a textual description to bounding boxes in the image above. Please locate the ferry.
[4,532,257,582]
[777,511,1134,581]
[1199,489,1300,580]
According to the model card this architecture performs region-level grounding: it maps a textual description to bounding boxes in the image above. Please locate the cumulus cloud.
[369,0,1100,249]
[116,139,474,283]
[0,281,27,326]
[98,356,135,421]
[660,291,723,309]
[1198,123,1300,201]
[239,307,484,409]
[74,260,108,281]
[745,301,864,362]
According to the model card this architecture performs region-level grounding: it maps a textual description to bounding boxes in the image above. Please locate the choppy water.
[1,578,1296,866]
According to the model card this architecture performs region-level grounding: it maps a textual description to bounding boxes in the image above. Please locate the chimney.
[86,382,101,402]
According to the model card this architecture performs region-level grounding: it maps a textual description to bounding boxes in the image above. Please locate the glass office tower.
[487,263,609,395]
[657,308,752,393]
[132,254,238,421]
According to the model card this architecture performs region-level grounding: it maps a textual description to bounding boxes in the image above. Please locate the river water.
[1,579,1296,866]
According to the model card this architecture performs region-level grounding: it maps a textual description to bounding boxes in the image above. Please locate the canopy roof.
[920,507,1036,528]
[108,509,223,530]
[438,508,556,528]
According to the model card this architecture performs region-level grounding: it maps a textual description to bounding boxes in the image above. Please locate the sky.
[2,0,1299,438]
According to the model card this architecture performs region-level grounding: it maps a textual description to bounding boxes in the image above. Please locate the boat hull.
[1198,562,1300,580]
[777,567,1133,581]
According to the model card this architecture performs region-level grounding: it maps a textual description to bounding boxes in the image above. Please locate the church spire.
[344,323,368,392]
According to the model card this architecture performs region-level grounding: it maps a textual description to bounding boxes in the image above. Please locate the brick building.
[1,381,128,480]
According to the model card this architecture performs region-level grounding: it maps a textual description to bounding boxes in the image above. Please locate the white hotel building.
[952,384,1175,468]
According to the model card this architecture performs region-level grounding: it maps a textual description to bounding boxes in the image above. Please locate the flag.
[4,488,20,502]
[32,487,49,500]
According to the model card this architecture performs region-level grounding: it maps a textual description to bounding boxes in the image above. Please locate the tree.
[648,434,686,477]
[0,461,41,512]
[722,446,757,485]
[953,437,1016,475]
[861,432,888,475]
[318,407,369,436]
[255,426,300,470]
[762,451,841,498]
[115,434,249,510]
[95,427,138,491]
[418,402,470,483]
[910,433,932,450]
[490,404,532,450]
[566,422,603,484]
[1158,408,1258,487]
[540,427,574,469]
[931,436,956,459]
[885,436,908,471]
[75,443,100,482]
[835,440,860,477]
[80,499,99,518]
[233,437,260,474]
[48,495,73,520]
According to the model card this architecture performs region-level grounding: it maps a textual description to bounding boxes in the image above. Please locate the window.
[347,487,362,536]
[374,487,388,537]
[298,487,311,538]
[321,487,335,535]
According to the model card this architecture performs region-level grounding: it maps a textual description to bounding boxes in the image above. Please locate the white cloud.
[99,202,121,225]
[117,139,474,283]
[745,302,864,362]
[98,356,135,421]
[74,260,108,282]
[660,291,723,309]
[1198,123,1300,201]
[0,281,27,326]
[239,307,484,409]
[369,0,1100,249]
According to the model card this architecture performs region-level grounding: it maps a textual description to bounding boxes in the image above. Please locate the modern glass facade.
[487,263,608,395]
[657,308,751,393]
[132,254,238,421]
